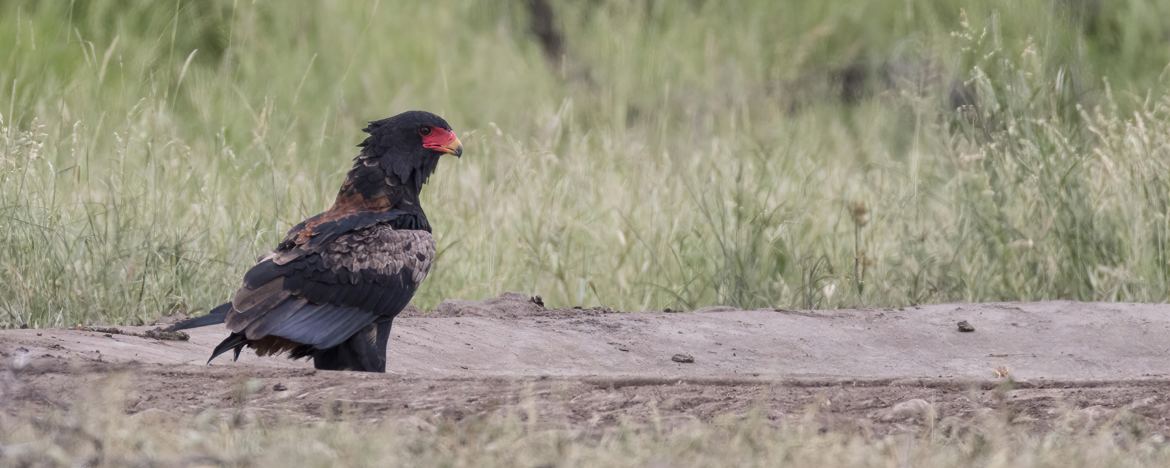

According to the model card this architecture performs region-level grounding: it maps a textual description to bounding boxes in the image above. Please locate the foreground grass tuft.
[2,378,1169,468]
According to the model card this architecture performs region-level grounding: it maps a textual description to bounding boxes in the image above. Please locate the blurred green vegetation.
[1,0,1168,326]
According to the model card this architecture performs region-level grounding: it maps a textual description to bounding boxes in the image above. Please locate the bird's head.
[357,110,463,191]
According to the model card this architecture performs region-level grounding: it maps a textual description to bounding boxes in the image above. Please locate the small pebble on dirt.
[957,320,975,332]
[671,353,695,363]
[272,383,288,391]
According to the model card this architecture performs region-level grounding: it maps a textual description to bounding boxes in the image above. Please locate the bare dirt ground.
[2,295,1169,434]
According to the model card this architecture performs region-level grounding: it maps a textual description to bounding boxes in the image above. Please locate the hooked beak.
[441,135,463,157]
[423,128,463,157]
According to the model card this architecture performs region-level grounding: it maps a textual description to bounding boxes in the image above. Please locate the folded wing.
[211,215,434,361]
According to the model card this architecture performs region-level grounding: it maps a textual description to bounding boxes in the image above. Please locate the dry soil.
[2,295,1168,434]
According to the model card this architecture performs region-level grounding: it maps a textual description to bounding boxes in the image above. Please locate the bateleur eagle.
[169,111,462,372]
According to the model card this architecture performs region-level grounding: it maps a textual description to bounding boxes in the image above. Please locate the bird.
[167,110,462,372]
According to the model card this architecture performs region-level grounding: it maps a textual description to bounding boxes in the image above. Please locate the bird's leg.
[312,322,388,372]
[373,319,393,372]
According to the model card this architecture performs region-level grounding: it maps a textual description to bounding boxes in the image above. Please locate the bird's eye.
[418,126,431,136]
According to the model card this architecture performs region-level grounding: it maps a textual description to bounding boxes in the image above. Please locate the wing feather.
[265,304,377,350]
[219,212,435,357]
[243,298,308,338]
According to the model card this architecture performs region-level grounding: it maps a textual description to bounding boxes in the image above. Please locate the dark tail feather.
[166,302,231,331]
[208,333,247,365]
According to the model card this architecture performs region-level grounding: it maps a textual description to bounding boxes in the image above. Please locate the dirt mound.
[415,291,616,318]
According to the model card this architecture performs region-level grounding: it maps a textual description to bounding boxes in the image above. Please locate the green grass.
[2,0,1169,327]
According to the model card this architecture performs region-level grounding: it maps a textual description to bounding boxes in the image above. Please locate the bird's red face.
[419,125,463,157]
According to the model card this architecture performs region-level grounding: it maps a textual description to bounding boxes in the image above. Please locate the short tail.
[166,302,231,331]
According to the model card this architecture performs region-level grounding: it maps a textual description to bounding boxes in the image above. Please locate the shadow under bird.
[168,110,463,372]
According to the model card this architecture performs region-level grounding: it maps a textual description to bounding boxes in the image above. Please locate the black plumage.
[171,111,462,372]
